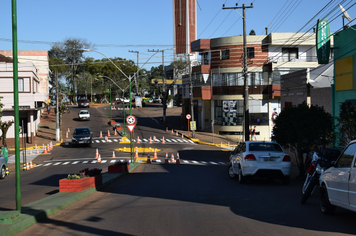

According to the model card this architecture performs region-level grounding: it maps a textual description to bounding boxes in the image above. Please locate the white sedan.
[78,110,90,121]
[319,140,356,214]
[228,141,291,184]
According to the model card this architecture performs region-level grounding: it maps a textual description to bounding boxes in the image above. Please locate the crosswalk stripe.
[192,161,199,164]
[108,140,112,143]
[219,162,227,165]
[183,140,189,143]
[83,161,89,164]
[91,160,97,164]
[209,161,218,165]
[166,139,171,142]
[53,162,61,165]
[177,139,183,142]
[172,139,178,142]
[34,164,43,167]
[155,160,161,163]
[200,161,208,164]
[72,161,80,164]
[113,139,118,142]
[101,160,107,163]
[62,162,70,165]
[183,160,189,163]
[101,140,106,143]
[143,139,148,142]
[110,160,116,163]
[44,163,53,166]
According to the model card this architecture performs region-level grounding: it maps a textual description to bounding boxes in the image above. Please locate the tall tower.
[173,0,197,58]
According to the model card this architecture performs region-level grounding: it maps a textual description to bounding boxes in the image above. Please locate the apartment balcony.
[191,39,211,52]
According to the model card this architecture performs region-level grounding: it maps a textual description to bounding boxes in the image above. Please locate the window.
[336,143,356,168]
[282,48,298,61]
[247,47,255,58]
[201,52,209,65]
[18,78,24,92]
[221,49,230,60]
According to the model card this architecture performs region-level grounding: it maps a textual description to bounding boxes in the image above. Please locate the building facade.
[186,32,321,141]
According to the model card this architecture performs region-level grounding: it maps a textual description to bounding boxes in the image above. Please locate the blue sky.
[0,0,355,70]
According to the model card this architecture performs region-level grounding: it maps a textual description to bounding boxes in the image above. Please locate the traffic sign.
[126,115,136,125]
[190,121,196,131]
[126,124,136,133]
[186,114,191,120]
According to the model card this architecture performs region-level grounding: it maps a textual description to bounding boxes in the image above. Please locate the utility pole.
[223,3,253,142]
[55,70,60,141]
[148,49,168,122]
[188,54,195,138]
[129,50,139,95]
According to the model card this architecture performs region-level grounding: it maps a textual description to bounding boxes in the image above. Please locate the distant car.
[0,155,7,179]
[72,127,92,147]
[319,140,356,214]
[78,99,90,108]
[153,97,162,103]
[78,110,90,121]
[228,141,291,184]
[116,98,130,103]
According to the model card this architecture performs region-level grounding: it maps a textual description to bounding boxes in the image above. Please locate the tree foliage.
[337,101,356,147]
[273,102,334,176]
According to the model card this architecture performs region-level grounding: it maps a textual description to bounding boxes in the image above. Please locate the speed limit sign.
[186,114,191,120]
[126,115,136,125]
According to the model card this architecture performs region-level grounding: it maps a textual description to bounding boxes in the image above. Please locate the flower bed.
[59,168,102,192]
[108,160,130,173]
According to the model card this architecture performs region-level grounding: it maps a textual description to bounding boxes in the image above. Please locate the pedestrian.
[1,145,8,164]
[251,126,257,141]
[47,105,50,115]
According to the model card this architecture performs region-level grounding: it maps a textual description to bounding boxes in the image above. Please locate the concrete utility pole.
[128,50,139,95]
[55,70,60,141]
[223,3,253,142]
[188,54,195,138]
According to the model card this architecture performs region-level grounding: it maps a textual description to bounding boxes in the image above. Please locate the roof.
[309,62,333,88]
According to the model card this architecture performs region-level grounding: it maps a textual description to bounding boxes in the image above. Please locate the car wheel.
[228,165,237,179]
[320,184,335,214]
[238,165,246,184]
[0,166,5,179]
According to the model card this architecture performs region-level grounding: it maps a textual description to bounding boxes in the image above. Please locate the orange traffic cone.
[66,131,68,138]
[36,148,39,155]
[26,162,29,170]
[171,154,176,163]
[176,131,178,136]
[162,136,165,144]
[96,148,99,158]
[47,144,50,152]
[68,128,70,133]
[135,148,139,159]
[108,130,111,137]
[149,137,152,144]
[166,127,168,132]
[172,129,174,134]
[181,133,184,138]
[137,136,140,144]
[50,142,53,151]
[29,149,32,155]
[220,142,223,147]
[153,148,158,159]
[105,136,109,142]
[100,131,103,138]
[176,152,180,164]
[114,129,117,136]
[112,151,116,158]
[35,144,37,150]
[43,145,47,154]
[228,142,230,147]
[165,152,169,164]
[30,161,33,169]
[98,154,102,163]
[147,154,151,164]
[153,136,157,142]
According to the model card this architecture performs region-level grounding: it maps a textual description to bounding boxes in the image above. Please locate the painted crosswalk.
[90,137,195,144]
[33,159,228,168]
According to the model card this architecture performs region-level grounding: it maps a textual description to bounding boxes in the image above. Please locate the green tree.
[337,101,356,147]
[49,37,93,103]
[0,97,13,147]
[273,102,334,176]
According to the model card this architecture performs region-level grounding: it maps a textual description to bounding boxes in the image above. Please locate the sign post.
[126,115,136,163]
[186,114,191,137]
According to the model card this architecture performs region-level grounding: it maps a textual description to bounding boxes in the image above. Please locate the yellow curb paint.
[115,147,161,153]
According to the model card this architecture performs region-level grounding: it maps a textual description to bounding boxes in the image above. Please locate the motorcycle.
[301,148,341,204]
[301,152,322,204]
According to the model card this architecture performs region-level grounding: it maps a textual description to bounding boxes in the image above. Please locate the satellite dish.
[339,4,352,21]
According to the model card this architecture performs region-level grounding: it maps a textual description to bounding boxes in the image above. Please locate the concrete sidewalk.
[0,162,140,236]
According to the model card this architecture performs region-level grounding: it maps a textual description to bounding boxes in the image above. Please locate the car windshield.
[80,111,89,114]
[80,100,88,103]
[74,129,90,135]
[249,143,283,152]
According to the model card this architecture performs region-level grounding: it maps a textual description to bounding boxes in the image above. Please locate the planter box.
[110,120,116,125]
[59,174,102,192]
[108,165,130,173]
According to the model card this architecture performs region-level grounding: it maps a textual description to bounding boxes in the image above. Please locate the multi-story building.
[0,51,49,146]
[186,32,322,141]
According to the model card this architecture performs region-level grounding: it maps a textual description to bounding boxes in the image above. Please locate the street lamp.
[98,75,129,136]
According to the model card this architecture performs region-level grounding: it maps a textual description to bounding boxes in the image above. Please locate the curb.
[0,162,140,236]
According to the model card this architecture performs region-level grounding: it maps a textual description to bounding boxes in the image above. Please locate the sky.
[0,0,355,70]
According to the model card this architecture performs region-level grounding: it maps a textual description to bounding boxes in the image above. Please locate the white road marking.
[91,160,97,163]
[62,162,70,165]
[72,161,80,164]
[53,162,61,165]
[44,163,53,166]
[209,161,218,165]
[219,162,227,165]
[83,161,89,164]
[101,160,107,163]
[177,139,183,142]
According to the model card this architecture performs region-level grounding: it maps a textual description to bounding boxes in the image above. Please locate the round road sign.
[126,115,136,125]
[186,114,191,120]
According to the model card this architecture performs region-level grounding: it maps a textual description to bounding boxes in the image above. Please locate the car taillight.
[282,155,291,162]
[245,154,256,161]
[307,161,316,174]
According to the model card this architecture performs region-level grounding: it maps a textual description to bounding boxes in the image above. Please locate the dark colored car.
[72,127,92,147]
[78,99,90,108]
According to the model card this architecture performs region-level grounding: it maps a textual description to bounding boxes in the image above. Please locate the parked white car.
[78,110,90,121]
[228,141,291,184]
[319,140,356,214]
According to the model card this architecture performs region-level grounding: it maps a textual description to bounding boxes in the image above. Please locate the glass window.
[336,143,356,168]
[18,78,24,92]
[221,49,230,60]
[247,47,255,58]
